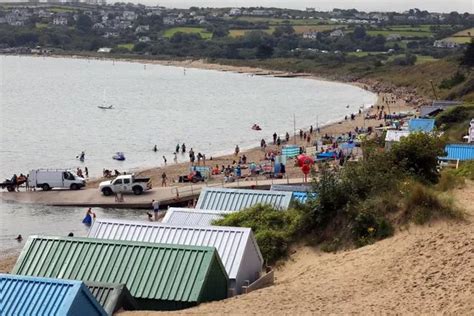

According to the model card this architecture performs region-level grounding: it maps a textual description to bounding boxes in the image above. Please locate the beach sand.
[121,181,474,315]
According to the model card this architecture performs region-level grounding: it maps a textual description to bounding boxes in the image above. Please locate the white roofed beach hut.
[162,208,232,226]
[88,218,264,295]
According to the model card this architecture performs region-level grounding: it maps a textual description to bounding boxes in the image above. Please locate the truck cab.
[99,174,152,196]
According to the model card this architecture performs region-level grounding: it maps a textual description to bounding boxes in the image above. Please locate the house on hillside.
[303,31,319,39]
[229,8,242,16]
[329,29,344,38]
[433,40,459,49]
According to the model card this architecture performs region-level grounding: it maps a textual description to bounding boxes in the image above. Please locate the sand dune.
[123,181,474,315]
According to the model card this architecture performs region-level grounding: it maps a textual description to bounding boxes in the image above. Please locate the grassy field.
[163,27,212,39]
[452,27,474,36]
[228,28,274,37]
[117,43,134,51]
[443,27,474,44]
[35,23,49,29]
[415,55,438,64]
[49,6,77,13]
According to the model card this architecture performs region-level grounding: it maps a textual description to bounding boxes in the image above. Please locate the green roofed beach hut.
[86,282,138,315]
[12,236,229,311]
[0,274,106,316]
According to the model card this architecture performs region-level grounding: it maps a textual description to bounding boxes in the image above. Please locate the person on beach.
[277,137,281,147]
[310,125,313,134]
[163,156,167,165]
[84,167,89,178]
[273,132,277,144]
[286,132,290,142]
[197,152,203,165]
[181,143,186,153]
[161,172,167,187]
[299,130,303,139]
[82,208,96,226]
[235,145,240,156]
[154,145,158,152]
[176,144,180,153]
[151,199,160,221]
[173,152,178,164]
[242,154,247,164]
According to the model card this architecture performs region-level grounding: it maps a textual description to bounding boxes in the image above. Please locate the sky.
[139,0,473,13]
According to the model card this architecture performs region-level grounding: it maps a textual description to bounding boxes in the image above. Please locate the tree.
[273,24,295,37]
[256,43,273,59]
[390,132,445,183]
[461,39,474,67]
[352,26,366,40]
[76,14,93,33]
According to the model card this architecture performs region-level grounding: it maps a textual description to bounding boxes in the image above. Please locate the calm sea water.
[0,55,376,255]
[0,55,376,180]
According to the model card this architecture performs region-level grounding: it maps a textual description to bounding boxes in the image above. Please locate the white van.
[28,169,86,191]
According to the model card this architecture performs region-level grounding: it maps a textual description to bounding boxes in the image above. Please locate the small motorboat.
[98,105,113,110]
[113,152,125,161]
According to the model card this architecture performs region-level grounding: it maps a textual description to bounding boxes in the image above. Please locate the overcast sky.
[142,0,472,13]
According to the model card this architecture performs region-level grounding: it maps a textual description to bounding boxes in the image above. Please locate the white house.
[303,31,318,39]
[97,47,112,53]
[433,40,459,49]
[138,36,150,42]
[229,8,242,16]
[330,29,344,38]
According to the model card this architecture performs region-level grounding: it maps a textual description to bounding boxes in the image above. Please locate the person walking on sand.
[285,132,290,142]
[163,156,167,165]
[173,152,178,164]
[161,172,168,187]
[273,132,277,144]
[84,167,89,178]
[235,145,240,156]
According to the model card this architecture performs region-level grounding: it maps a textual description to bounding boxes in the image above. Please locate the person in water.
[181,143,186,153]
[153,145,157,152]
[15,234,22,242]
[82,208,96,226]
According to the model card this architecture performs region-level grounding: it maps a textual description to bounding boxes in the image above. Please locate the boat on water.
[113,152,125,161]
[98,105,113,110]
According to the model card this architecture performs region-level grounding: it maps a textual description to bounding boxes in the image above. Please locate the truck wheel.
[102,188,113,196]
[70,183,79,190]
[42,184,50,191]
[133,186,143,195]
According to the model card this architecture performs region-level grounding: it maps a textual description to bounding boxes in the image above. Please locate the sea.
[0,55,376,255]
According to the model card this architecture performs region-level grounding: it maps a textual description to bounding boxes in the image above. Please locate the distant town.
[0,2,472,58]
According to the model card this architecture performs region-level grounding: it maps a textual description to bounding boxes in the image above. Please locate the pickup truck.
[99,174,152,196]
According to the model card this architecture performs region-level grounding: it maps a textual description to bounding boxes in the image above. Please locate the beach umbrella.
[297,154,314,167]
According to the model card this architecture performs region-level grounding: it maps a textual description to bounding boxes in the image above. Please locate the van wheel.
[102,188,113,196]
[133,186,143,195]
[70,183,79,190]
[42,184,50,191]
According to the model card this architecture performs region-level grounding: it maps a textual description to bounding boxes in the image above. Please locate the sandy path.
[122,181,474,315]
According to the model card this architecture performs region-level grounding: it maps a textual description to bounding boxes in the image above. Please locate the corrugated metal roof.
[196,187,293,211]
[385,130,411,142]
[432,100,462,107]
[86,282,137,316]
[270,184,312,192]
[12,236,228,305]
[0,274,106,316]
[408,119,435,132]
[162,208,231,226]
[87,219,263,284]
[420,106,445,117]
[439,144,474,161]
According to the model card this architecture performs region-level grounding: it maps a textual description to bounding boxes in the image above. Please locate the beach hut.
[12,236,229,310]
[0,274,107,316]
[86,282,138,315]
[88,219,263,295]
[439,144,474,161]
[408,118,435,132]
[384,130,411,150]
[162,207,232,226]
[270,184,316,203]
[196,187,293,211]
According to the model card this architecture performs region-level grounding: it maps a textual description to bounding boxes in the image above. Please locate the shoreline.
[1,53,421,189]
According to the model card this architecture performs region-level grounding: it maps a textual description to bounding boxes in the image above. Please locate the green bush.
[435,105,474,127]
[390,132,446,184]
[439,72,466,89]
[212,204,307,263]
[451,161,474,180]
